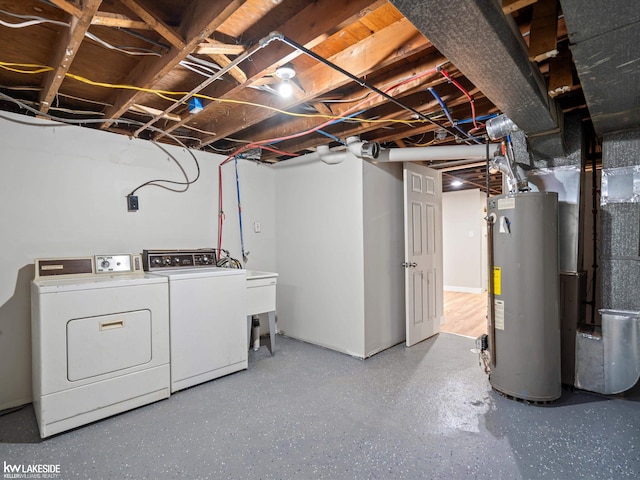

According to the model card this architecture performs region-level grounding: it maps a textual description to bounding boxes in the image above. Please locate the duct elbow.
[486,114,520,140]
[346,136,380,160]
[317,145,346,165]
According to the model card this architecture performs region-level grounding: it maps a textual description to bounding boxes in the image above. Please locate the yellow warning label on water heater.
[493,266,501,295]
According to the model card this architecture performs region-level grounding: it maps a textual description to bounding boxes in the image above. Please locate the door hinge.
[402,262,417,268]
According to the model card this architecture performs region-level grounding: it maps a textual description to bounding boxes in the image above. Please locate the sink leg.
[268,311,276,355]
[247,315,252,350]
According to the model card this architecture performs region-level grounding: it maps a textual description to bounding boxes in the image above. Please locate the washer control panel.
[142,249,217,271]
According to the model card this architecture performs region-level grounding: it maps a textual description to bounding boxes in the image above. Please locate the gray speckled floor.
[1,333,639,480]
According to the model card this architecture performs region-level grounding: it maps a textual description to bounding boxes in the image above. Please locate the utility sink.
[246,271,278,316]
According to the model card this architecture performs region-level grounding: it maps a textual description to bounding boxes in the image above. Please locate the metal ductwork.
[390,0,564,158]
[560,0,640,135]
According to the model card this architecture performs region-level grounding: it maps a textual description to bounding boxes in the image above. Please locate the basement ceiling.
[0,0,597,193]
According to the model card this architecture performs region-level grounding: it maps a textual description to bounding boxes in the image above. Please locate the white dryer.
[31,254,170,438]
[143,250,247,393]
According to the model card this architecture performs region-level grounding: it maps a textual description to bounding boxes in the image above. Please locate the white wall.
[274,153,366,357]
[362,160,405,356]
[442,188,486,293]
[0,112,275,410]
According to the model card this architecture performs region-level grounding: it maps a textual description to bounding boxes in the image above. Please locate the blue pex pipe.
[427,87,481,144]
[234,157,247,262]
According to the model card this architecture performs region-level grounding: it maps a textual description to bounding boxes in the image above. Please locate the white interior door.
[403,162,443,346]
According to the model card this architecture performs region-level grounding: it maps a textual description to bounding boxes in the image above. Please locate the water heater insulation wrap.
[488,192,561,402]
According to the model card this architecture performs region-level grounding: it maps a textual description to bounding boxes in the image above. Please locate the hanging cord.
[235,157,249,263]
[215,249,242,269]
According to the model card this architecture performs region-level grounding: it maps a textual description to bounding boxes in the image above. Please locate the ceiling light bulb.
[451,179,463,187]
[278,79,293,98]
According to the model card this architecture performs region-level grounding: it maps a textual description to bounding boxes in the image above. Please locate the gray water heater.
[487,192,561,402]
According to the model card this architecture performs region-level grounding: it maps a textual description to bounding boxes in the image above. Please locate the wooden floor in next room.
[441,291,487,338]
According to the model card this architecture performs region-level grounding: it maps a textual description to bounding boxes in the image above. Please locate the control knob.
[100,259,110,269]
[152,257,162,266]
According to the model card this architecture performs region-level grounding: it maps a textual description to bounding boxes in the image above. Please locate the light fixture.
[275,64,296,98]
[451,179,463,187]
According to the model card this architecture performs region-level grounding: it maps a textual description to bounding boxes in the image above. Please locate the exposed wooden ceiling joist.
[91,12,152,30]
[100,0,247,128]
[47,0,82,18]
[39,0,103,114]
[178,15,431,145]
[118,0,185,49]
[153,0,390,140]
[0,0,599,191]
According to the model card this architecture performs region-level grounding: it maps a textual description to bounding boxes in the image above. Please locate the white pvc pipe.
[376,144,499,162]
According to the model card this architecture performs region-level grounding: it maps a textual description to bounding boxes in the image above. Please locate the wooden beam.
[502,0,537,15]
[206,54,248,84]
[312,102,333,117]
[101,0,247,128]
[118,0,185,49]
[130,104,181,122]
[92,12,153,30]
[48,0,82,18]
[196,42,246,55]
[548,48,573,97]
[40,0,103,114]
[528,0,558,62]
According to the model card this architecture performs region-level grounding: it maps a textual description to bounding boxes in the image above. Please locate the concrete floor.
[1,333,639,479]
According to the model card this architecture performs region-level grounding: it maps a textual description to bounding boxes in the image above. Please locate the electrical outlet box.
[127,195,139,212]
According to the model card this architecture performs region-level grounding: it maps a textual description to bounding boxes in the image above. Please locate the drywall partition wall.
[362,160,405,356]
[442,189,486,293]
[274,153,366,357]
[0,112,276,410]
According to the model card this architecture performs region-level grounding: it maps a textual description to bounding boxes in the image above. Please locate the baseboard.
[0,396,31,413]
[444,286,485,294]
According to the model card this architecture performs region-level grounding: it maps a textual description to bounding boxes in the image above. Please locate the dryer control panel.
[34,254,143,279]
[142,249,218,271]
[95,254,142,274]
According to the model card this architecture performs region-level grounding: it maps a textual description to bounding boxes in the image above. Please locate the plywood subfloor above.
[441,291,487,338]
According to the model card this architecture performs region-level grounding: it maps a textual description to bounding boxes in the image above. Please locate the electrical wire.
[0,8,161,57]
[179,61,218,77]
[0,61,437,128]
[0,8,68,28]
[0,92,200,195]
[84,32,162,57]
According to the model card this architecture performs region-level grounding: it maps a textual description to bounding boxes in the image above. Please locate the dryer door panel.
[67,310,152,381]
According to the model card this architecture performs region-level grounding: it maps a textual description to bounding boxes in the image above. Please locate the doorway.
[441,291,487,338]
[440,188,488,338]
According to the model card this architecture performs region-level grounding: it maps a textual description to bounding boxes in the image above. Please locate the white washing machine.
[31,254,170,438]
[143,250,247,393]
